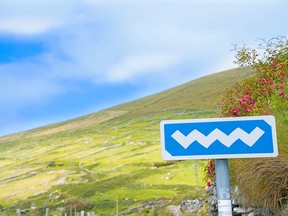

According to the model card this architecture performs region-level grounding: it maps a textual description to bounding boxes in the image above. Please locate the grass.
[229,109,288,211]
[0,67,253,215]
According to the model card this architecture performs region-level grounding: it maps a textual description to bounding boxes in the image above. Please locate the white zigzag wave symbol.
[171,127,265,149]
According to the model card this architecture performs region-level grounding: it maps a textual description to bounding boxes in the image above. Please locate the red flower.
[278,82,286,89]
[259,78,268,84]
[267,110,272,114]
[246,89,252,96]
[271,63,278,68]
[231,107,238,116]
[238,97,246,104]
[207,181,211,187]
[245,107,251,112]
[279,92,285,98]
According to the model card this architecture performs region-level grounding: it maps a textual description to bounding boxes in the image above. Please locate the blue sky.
[0,0,287,136]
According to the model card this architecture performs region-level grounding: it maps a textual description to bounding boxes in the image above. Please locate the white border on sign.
[160,115,278,160]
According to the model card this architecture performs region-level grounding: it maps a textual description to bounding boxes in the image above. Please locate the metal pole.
[116,196,119,216]
[215,159,232,216]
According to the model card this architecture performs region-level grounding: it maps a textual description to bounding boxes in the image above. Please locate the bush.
[219,37,287,117]
[217,37,288,211]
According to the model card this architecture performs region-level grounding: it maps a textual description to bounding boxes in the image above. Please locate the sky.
[0,0,287,136]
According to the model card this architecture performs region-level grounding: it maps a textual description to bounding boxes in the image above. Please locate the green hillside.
[0,67,251,215]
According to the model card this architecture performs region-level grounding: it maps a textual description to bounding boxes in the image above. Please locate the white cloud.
[0,0,287,136]
[0,0,285,96]
[0,0,81,34]
[0,71,64,108]
[204,53,237,76]
[108,53,182,82]
[0,19,63,35]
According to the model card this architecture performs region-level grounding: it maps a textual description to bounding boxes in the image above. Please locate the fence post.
[116,196,119,216]
[81,210,85,216]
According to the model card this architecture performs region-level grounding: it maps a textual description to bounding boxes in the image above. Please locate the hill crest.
[0,67,251,142]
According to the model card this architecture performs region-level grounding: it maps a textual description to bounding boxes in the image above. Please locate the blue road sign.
[160,116,277,160]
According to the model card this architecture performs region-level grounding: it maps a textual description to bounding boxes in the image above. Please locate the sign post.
[160,116,277,215]
[215,159,232,216]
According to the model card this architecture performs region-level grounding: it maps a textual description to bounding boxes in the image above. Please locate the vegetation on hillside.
[1,35,285,214]
[0,68,250,215]
[217,37,288,211]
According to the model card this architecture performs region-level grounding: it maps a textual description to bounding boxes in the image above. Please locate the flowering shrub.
[216,37,288,210]
[218,37,287,117]
[203,159,215,187]
[205,38,287,188]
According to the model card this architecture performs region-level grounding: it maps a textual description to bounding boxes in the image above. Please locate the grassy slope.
[0,67,251,215]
